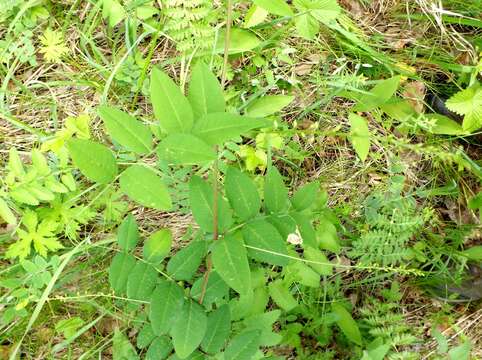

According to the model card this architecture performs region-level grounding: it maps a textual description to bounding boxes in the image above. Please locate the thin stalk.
[199,0,233,305]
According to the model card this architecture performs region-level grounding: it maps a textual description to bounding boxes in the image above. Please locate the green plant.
[360,283,419,360]
[349,175,428,267]
[74,60,349,358]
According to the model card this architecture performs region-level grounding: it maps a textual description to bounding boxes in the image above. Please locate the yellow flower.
[39,28,69,63]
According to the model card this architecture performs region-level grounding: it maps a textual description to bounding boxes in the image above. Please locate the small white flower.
[287,228,303,245]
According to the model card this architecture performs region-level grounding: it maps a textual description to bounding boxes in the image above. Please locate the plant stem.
[199,0,232,305]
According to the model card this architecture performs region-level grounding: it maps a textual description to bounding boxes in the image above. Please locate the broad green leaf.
[253,0,293,16]
[294,13,319,40]
[291,212,317,247]
[242,219,288,266]
[225,167,261,221]
[67,139,117,184]
[287,261,320,287]
[189,176,233,233]
[201,304,231,354]
[291,181,319,211]
[267,214,297,240]
[215,28,261,54]
[191,271,229,306]
[426,114,467,135]
[349,113,370,162]
[109,253,136,294]
[304,246,332,275]
[100,0,126,27]
[243,310,282,346]
[308,0,342,24]
[352,76,401,112]
[137,324,156,349]
[224,329,261,360]
[157,134,216,165]
[150,280,184,335]
[188,62,225,119]
[98,105,152,154]
[0,198,16,225]
[264,167,289,214]
[170,300,207,359]
[166,241,207,281]
[143,229,172,264]
[146,336,172,360]
[316,218,341,253]
[469,192,482,209]
[119,165,172,210]
[117,214,139,251]
[268,280,298,311]
[127,261,158,301]
[212,233,252,295]
[112,329,139,360]
[150,67,193,133]
[332,303,362,345]
[8,147,24,177]
[461,246,482,261]
[448,340,471,360]
[193,113,269,146]
[244,5,268,28]
[246,95,294,117]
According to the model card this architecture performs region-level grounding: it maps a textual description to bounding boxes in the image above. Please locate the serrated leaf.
[157,134,216,165]
[268,279,298,311]
[242,219,288,266]
[291,181,319,211]
[119,165,172,210]
[117,214,139,251]
[127,261,158,301]
[109,253,137,294]
[171,300,207,359]
[67,139,118,184]
[150,280,184,335]
[246,95,294,117]
[225,167,261,221]
[98,105,152,154]
[189,176,232,233]
[146,336,172,360]
[224,329,261,360]
[446,86,482,116]
[212,233,252,295]
[264,167,289,214]
[143,229,172,264]
[349,113,370,162]
[332,303,362,345]
[304,246,332,275]
[191,271,229,306]
[188,62,225,119]
[150,67,193,133]
[352,76,401,112]
[193,112,269,146]
[137,324,156,349]
[253,0,293,16]
[166,241,207,281]
[201,304,231,354]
